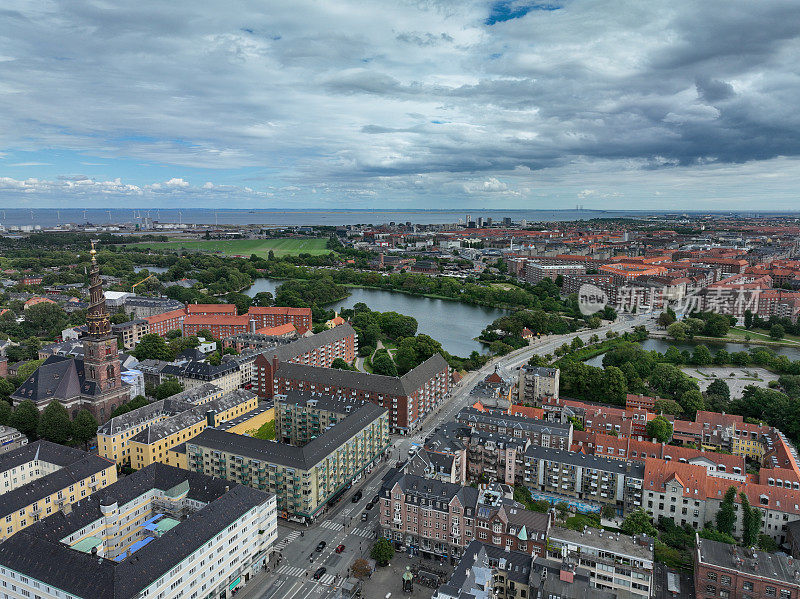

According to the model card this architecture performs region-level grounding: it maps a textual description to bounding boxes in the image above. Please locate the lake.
[244,278,506,356]
[585,337,800,366]
[134,266,168,274]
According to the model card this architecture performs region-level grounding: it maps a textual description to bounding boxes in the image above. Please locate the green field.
[123,238,330,257]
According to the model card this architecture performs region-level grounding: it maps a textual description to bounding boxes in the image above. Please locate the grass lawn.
[729,327,800,344]
[122,238,330,258]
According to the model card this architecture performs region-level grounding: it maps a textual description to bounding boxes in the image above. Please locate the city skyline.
[1,1,799,210]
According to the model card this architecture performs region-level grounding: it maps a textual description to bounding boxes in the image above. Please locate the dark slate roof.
[440,540,534,597]
[524,444,645,479]
[272,323,356,362]
[381,472,479,511]
[0,463,271,599]
[190,400,387,469]
[0,441,114,519]
[276,352,449,396]
[457,407,572,436]
[11,355,84,404]
[276,391,370,416]
[161,359,239,380]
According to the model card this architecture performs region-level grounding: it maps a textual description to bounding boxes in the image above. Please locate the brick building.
[456,407,573,449]
[273,353,450,434]
[253,324,358,397]
[695,537,800,599]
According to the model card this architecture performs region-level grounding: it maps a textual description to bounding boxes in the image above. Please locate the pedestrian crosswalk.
[275,565,336,586]
[276,565,306,578]
[274,530,301,551]
[347,527,374,539]
[321,520,343,531]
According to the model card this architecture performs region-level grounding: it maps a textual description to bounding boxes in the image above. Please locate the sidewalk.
[359,552,452,599]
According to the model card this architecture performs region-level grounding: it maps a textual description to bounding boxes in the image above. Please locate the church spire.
[86,239,111,338]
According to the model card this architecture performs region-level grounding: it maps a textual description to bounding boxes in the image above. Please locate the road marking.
[277,565,308,578]
[275,530,301,551]
[321,520,343,531]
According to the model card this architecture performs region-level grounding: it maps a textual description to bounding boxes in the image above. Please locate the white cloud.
[0,1,798,208]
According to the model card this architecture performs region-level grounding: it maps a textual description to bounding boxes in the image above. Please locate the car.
[313,567,327,580]
[361,512,369,522]
[315,541,326,552]
[351,490,363,503]
[372,494,380,504]
[365,501,374,510]
[335,544,346,554]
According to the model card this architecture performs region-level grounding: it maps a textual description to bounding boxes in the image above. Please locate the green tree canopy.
[646,415,674,443]
[72,409,99,448]
[715,486,738,537]
[370,537,395,566]
[155,378,184,400]
[0,400,12,426]
[10,400,39,439]
[371,351,398,376]
[621,508,657,537]
[37,400,72,445]
[133,333,174,361]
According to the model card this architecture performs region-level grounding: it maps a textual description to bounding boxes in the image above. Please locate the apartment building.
[248,306,312,334]
[464,430,528,486]
[273,353,450,434]
[643,457,800,543]
[128,389,262,470]
[435,541,617,599]
[547,526,655,598]
[161,359,244,394]
[541,397,654,438]
[0,441,117,542]
[111,318,150,349]
[517,365,559,404]
[456,407,573,449]
[276,392,360,445]
[186,399,389,520]
[0,426,27,454]
[380,473,551,562]
[696,537,800,599]
[145,307,187,337]
[522,445,644,515]
[97,382,224,465]
[183,313,251,338]
[253,323,358,398]
[0,463,277,599]
[524,261,586,284]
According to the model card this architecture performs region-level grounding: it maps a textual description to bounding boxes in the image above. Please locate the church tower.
[83,240,122,393]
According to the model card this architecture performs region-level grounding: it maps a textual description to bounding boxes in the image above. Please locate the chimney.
[225,485,230,493]
[250,318,256,334]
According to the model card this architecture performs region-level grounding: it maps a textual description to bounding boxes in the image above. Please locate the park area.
[122,237,330,258]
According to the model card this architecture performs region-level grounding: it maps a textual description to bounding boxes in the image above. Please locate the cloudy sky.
[1,0,799,210]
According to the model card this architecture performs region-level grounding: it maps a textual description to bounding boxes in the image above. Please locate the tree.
[133,333,174,361]
[154,378,183,400]
[715,486,737,537]
[225,292,252,315]
[770,324,785,340]
[165,329,183,340]
[555,502,570,521]
[72,409,99,449]
[667,321,688,341]
[195,329,217,342]
[679,389,705,419]
[371,352,398,376]
[653,398,683,416]
[740,492,762,547]
[703,313,730,337]
[24,302,67,334]
[253,291,274,307]
[744,309,754,330]
[692,345,713,366]
[370,537,394,566]
[330,357,352,370]
[646,415,673,443]
[37,400,72,445]
[658,311,676,328]
[10,400,39,439]
[621,508,657,537]
[207,352,222,366]
[603,366,628,405]
[706,379,730,402]
[554,274,564,288]
[0,400,12,426]
[351,558,372,579]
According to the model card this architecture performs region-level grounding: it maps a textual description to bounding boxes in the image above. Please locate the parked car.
[313,567,327,580]
[351,490,363,503]
[316,541,327,552]
[335,544,346,554]
[361,512,369,522]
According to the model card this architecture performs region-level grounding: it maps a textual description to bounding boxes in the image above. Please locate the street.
[237,312,655,598]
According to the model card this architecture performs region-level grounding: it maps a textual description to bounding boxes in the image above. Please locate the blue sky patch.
[486,1,562,25]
